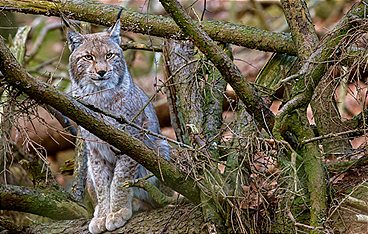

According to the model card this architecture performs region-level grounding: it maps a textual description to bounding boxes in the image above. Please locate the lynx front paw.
[105,208,132,231]
[89,216,107,234]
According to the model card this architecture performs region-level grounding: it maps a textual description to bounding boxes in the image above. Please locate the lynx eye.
[105,53,114,59]
[83,54,94,61]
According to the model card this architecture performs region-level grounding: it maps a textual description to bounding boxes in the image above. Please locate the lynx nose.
[97,70,106,78]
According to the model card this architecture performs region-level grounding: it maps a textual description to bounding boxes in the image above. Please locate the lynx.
[67,13,170,233]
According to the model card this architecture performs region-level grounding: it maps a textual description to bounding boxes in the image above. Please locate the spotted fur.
[67,17,170,234]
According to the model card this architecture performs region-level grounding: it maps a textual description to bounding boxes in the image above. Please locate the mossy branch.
[159,0,274,131]
[328,156,368,174]
[0,184,89,220]
[0,0,295,55]
[0,37,201,204]
[345,196,368,214]
[26,204,204,234]
[280,0,319,60]
[280,1,326,229]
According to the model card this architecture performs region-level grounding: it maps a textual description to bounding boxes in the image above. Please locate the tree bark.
[272,0,367,230]
[25,204,204,234]
[280,0,326,229]
[0,184,89,220]
[163,39,227,232]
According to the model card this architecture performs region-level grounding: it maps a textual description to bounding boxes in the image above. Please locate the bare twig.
[302,128,368,145]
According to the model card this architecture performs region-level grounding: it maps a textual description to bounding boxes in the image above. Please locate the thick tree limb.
[26,204,204,234]
[159,0,274,130]
[280,0,319,60]
[0,37,201,204]
[280,0,326,230]
[0,0,296,55]
[345,196,368,214]
[163,39,226,231]
[0,184,89,220]
[272,1,367,230]
[289,0,353,157]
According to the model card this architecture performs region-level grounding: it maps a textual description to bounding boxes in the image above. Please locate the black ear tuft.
[116,8,123,21]
[62,14,84,52]
[67,31,84,52]
[108,8,123,45]
[61,14,72,29]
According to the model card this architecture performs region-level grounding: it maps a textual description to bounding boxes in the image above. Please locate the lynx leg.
[88,151,113,234]
[106,156,137,231]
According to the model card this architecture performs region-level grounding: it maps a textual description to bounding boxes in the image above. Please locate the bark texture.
[26,204,204,234]
[163,39,227,231]
[0,184,89,220]
[280,0,326,229]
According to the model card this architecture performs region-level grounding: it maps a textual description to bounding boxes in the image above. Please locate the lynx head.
[67,12,130,92]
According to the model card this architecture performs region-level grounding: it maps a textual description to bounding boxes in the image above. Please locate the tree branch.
[69,128,88,203]
[280,0,319,60]
[289,1,367,109]
[121,41,162,52]
[0,184,89,220]
[0,37,201,204]
[1,191,204,233]
[0,0,296,55]
[273,1,368,131]
[280,1,326,230]
[26,204,204,234]
[159,0,274,130]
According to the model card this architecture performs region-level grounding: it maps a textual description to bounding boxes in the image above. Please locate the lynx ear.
[108,8,123,45]
[67,30,84,52]
[61,15,84,52]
